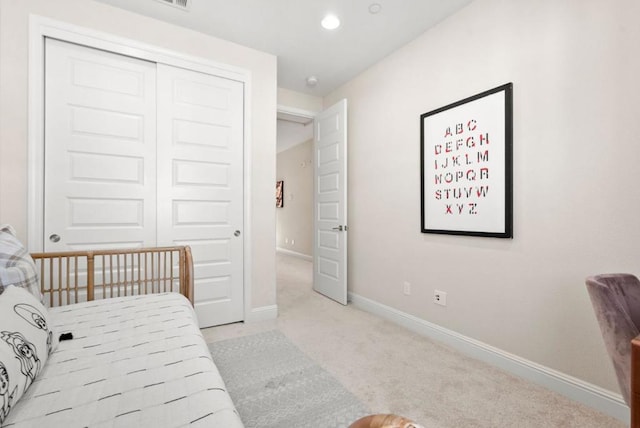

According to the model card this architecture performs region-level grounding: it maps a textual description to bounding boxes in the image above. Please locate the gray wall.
[324,0,639,394]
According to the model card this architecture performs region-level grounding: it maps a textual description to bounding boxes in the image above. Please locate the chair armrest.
[632,335,640,427]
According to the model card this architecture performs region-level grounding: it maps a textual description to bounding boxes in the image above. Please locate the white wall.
[278,87,323,113]
[276,140,313,256]
[0,0,277,311]
[324,0,640,395]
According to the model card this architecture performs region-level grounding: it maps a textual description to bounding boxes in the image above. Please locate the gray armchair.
[585,273,640,405]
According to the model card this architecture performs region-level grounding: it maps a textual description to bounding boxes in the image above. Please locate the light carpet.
[208,330,370,428]
[202,254,624,427]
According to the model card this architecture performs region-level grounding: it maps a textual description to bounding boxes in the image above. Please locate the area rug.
[208,330,370,428]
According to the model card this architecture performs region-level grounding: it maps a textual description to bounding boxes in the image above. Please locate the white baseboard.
[348,292,629,424]
[245,304,278,322]
[276,247,312,261]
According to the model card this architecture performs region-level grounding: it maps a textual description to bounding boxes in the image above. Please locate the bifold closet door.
[44,38,158,252]
[157,64,244,327]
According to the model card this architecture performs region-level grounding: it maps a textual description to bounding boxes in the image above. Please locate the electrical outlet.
[434,290,447,306]
[403,281,411,296]
[291,239,295,246]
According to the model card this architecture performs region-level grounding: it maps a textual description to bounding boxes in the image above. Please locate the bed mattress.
[2,293,243,427]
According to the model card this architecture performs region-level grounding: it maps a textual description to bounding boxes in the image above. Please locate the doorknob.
[49,234,61,243]
[234,230,241,237]
[332,225,343,231]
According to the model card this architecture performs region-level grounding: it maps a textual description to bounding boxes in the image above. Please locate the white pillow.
[0,285,56,424]
[0,225,42,302]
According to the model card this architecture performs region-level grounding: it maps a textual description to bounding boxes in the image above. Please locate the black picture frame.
[420,83,513,238]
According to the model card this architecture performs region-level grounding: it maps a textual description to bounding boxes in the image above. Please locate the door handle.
[332,226,343,231]
[49,234,61,243]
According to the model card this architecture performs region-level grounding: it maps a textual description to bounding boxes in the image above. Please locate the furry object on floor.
[349,413,424,428]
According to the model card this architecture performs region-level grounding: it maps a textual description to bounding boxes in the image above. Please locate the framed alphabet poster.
[420,83,513,238]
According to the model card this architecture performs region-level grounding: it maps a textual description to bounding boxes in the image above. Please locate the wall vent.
[154,0,190,11]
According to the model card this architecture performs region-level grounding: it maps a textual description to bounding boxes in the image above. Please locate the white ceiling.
[93,0,474,96]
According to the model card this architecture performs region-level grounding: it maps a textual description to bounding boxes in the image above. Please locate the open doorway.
[276,109,314,261]
[276,100,348,306]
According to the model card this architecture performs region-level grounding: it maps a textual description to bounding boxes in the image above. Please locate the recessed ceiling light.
[306,76,319,87]
[368,3,382,14]
[321,14,341,30]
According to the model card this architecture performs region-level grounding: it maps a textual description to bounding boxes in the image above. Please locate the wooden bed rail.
[30,246,193,307]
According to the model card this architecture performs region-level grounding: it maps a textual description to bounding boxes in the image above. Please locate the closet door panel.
[44,38,157,252]
[157,64,244,327]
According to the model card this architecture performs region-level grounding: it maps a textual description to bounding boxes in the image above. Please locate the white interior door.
[44,38,157,252]
[313,99,348,305]
[156,64,244,327]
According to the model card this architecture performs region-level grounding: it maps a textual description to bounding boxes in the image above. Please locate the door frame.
[277,105,316,125]
[27,16,253,319]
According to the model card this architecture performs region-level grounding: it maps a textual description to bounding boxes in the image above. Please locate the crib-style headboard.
[30,246,193,307]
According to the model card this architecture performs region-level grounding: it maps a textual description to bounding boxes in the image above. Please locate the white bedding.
[2,293,243,427]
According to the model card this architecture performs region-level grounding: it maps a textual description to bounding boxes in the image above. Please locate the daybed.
[0,226,243,427]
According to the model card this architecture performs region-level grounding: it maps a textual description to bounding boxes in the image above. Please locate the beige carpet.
[201,253,624,428]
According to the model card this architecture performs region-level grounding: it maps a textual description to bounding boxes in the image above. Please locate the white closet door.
[157,64,244,327]
[44,38,157,252]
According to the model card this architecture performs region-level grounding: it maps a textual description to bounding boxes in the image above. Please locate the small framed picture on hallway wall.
[420,83,513,238]
[276,180,284,208]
